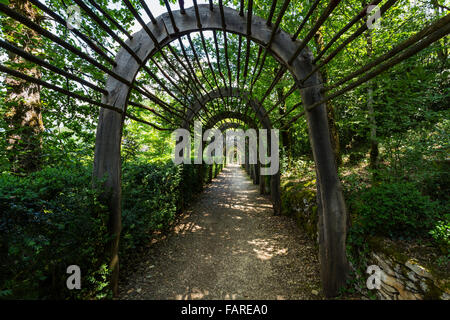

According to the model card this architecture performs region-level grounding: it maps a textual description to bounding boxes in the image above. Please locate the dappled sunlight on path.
[119,164,322,300]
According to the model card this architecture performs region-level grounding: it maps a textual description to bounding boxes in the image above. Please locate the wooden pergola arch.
[217,121,244,132]
[202,111,256,177]
[203,110,257,131]
[204,113,267,194]
[2,0,446,298]
[199,101,282,213]
[182,87,272,130]
[93,3,348,297]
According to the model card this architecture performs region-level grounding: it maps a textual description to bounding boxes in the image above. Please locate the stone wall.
[280,177,449,300]
[280,178,318,242]
[368,250,449,300]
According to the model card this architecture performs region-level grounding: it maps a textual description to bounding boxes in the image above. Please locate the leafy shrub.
[121,160,182,254]
[0,164,110,299]
[429,218,450,255]
[348,182,442,240]
[379,119,449,202]
[118,160,220,269]
[345,182,445,295]
[180,162,209,203]
[0,159,222,299]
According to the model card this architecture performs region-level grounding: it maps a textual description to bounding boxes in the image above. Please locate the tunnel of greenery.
[0,0,448,299]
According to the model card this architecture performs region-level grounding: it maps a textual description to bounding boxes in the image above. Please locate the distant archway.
[94,4,348,296]
[183,87,271,130]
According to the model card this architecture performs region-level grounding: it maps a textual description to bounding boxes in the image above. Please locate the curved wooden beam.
[217,122,244,132]
[94,4,348,297]
[203,110,257,131]
[182,87,272,130]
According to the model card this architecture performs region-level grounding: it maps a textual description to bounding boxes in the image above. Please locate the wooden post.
[301,86,349,297]
[271,172,281,215]
[245,145,250,174]
[252,164,257,184]
[92,4,350,298]
[93,108,125,296]
[259,168,265,195]
[255,161,260,184]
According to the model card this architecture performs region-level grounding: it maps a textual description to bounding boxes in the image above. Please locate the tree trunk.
[314,28,342,167]
[277,87,292,160]
[259,168,265,195]
[364,6,379,170]
[431,1,448,69]
[2,0,44,173]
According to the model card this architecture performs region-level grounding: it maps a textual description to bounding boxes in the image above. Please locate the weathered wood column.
[271,172,281,215]
[93,104,127,296]
[300,84,349,296]
[259,169,265,195]
[93,4,349,297]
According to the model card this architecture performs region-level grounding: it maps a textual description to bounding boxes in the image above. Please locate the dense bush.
[378,119,450,203]
[180,163,206,204]
[344,181,448,294]
[0,160,222,299]
[342,120,450,265]
[0,164,110,299]
[121,160,183,254]
[348,182,442,240]
[429,218,450,255]
[120,160,222,259]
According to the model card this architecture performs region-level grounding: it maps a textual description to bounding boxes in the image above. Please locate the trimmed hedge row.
[0,160,223,299]
[0,165,110,299]
[121,161,223,256]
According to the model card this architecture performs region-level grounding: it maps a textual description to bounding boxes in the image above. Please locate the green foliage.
[0,164,110,299]
[378,117,450,202]
[181,162,208,202]
[429,218,450,255]
[121,160,182,254]
[120,159,222,270]
[1,0,449,300]
[349,182,441,240]
[0,160,223,299]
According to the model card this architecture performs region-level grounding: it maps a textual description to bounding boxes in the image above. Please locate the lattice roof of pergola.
[3,0,447,298]
[1,0,448,132]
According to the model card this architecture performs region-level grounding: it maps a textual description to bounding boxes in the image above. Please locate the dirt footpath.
[119,164,322,300]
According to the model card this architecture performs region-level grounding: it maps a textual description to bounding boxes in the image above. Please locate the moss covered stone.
[281,177,318,242]
[367,236,449,300]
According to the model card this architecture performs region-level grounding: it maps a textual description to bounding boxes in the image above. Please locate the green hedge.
[120,161,182,256]
[0,165,110,299]
[121,161,221,255]
[348,182,443,241]
[0,161,222,299]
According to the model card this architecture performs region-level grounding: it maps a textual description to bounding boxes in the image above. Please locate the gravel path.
[118,164,322,300]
